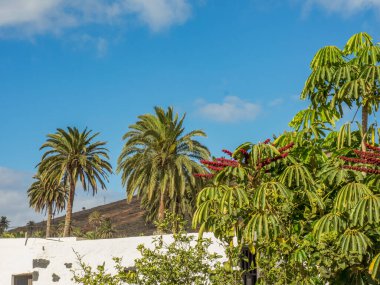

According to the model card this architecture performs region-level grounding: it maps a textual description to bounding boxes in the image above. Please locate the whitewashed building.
[0,233,224,285]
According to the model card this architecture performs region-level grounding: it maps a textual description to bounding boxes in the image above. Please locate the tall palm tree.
[27,174,67,238]
[26,221,35,235]
[39,127,112,237]
[117,106,210,223]
[0,216,10,234]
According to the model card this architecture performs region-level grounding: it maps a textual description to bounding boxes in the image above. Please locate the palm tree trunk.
[158,190,165,222]
[63,177,75,237]
[362,103,369,151]
[46,204,52,238]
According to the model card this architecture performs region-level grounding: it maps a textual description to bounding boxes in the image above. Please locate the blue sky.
[0,0,379,226]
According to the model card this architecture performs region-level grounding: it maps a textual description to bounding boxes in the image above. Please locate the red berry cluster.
[340,143,380,174]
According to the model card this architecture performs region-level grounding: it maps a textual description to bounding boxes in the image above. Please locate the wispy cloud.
[196,96,261,123]
[303,0,380,15]
[268,98,284,107]
[0,0,192,38]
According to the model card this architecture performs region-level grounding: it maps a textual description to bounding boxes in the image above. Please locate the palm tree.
[27,174,67,238]
[88,211,104,232]
[98,218,116,239]
[117,106,210,223]
[0,216,10,234]
[26,221,35,235]
[39,127,112,237]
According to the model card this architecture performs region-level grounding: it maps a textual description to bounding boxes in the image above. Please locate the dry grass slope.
[12,197,157,237]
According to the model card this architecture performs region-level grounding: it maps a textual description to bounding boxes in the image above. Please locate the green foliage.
[71,252,129,285]
[72,214,237,285]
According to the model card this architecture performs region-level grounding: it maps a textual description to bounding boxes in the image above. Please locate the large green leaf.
[369,253,380,281]
[310,46,344,69]
[334,182,372,213]
[244,212,280,241]
[279,164,314,189]
[344,32,373,55]
[220,184,249,214]
[318,159,351,186]
[313,212,346,240]
[356,45,380,66]
[252,182,291,210]
[338,228,372,255]
[351,195,380,226]
[336,78,370,101]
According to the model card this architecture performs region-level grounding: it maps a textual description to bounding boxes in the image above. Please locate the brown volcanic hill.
[12,197,157,237]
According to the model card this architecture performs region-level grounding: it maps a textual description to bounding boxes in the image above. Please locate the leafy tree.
[39,127,112,237]
[27,174,67,238]
[301,32,380,150]
[117,106,210,223]
[0,216,10,234]
[191,31,380,282]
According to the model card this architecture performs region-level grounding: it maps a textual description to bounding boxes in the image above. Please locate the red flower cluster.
[257,153,289,169]
[200,158,238,168]
[340,143,380,174]
[278,142,295,153]
[343,165,380,174]
[194,140,294,179]
[366,143,380,152]
[354,149,380,158]
[222,149,233,157]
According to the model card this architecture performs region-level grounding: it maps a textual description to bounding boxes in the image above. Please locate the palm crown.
[117,106,210,222]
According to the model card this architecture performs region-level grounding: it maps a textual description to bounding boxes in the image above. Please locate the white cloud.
[0,166,123,229]
[303,0,380,14]
[196,96,261,123]
[0,167,40,228]
[0,0,192,37]
[268,98,284,107]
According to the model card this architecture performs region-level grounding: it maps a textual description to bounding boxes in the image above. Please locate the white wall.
[0,233,225,285]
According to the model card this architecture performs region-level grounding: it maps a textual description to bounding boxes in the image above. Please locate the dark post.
[241,246,257,285]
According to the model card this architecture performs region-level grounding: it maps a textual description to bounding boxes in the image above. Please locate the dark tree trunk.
[63,177,75,237]
[362,103,369,151]
[46,203,52,238]
[158,190,165,223]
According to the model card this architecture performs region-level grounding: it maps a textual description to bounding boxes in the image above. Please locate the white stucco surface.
[0,233,224,285]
